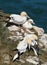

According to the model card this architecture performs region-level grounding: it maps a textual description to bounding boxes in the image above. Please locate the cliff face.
[0,11,47,65]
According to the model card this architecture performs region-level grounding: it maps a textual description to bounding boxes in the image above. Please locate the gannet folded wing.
[17,40,27,53]
[10,14,27,24]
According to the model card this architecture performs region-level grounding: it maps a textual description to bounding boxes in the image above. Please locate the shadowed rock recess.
[0,11,47,65]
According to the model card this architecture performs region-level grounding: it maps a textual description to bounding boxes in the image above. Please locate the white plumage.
[7,25,20,31]
[13,40,27,61]
[13,53,18,61]
[31,47,38,56]
[23,21,33,29]
[13,34,38,61]
[23,19,35,29]
[17,40,27,54]
[9,11,29,25]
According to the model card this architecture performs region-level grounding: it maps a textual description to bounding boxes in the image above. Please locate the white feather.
[10,14,27,24]
[32,47,38,56]
[23,21,33,29]
[17,40,27,53]
[13,53,18,61]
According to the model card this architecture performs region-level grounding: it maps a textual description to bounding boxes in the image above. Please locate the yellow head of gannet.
[28,19,35,24]
[22,19,34,29]
[25,34,38,44]
[20,11,30,18]
[31,34,38,40]
[26,37,32,44]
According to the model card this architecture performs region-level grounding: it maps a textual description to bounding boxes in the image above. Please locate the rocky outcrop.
[41,62,47,65]
[7,35,23,41]
[26,56,39,65]
[0,11,47,65]
[33,26,44,36]
[7,25,20,31]
[39,34,47,51]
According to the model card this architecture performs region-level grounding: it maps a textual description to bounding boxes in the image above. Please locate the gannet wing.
[10,14,26,24]
[31,47,38,56]
[13,53,18,61]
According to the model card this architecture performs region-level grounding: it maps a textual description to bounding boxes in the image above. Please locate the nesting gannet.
[13,40,27,61]
[24,34,38,47]
[24,34,38,56]
[13,34,38,61]
[8,11,30,25]
[22,19,35,29]
[24,34,38,41]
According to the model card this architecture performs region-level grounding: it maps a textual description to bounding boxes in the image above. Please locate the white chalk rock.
[18,59,25,63]
[39,34,47,50]
[7,25,20,31]
[16,32,22,36]
[2,54,10,64]
[26,56,39,65]
[21,29,25,34]
[7,36,18,41]
[41,62,47,65]
[33,26,44,36]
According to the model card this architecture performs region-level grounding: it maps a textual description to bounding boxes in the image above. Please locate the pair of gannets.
[13,34,38,61]
[7,11,35,29]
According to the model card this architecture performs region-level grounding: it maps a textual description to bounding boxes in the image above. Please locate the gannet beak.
[32,21,35,24]
[30,19,35,24]
[27,15,30,19]
[30,20,35,24]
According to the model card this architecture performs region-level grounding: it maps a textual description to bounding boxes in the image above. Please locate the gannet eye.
[11,17,13,19]
[10,17,14,21]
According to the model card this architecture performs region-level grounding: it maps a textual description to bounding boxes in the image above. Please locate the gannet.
[13,40,27,61]
[13,34,38,61]
[22,19,35,29]
[8,11,30,25]
[24,34,38,41]
[24,34,38,56]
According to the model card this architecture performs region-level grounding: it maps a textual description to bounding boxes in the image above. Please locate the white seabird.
[9,11,30,25]
[22,19,35,29]
[13,40,27,61]
[24,34,38,56]
[13,34,38,61]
